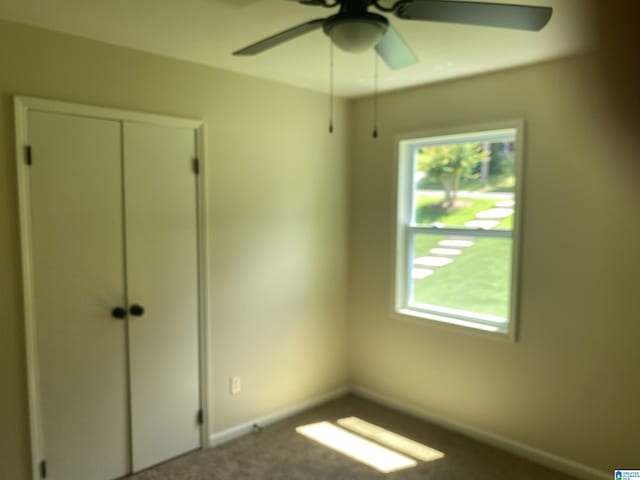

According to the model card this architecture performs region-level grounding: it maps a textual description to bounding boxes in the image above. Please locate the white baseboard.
[352,385,609,480]
[208,386,350,447]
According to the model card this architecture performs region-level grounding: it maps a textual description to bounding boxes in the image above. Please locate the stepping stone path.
[430,248,462,256]
[464,219,499,229]
[475,208,514,220]
[412,268,434,279]
[412,198,514,280]
[439,239,473,248]
[414,256,453,268]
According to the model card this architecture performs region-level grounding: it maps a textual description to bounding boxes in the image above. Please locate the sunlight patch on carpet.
[337,417,445,462]
[296,422,417,473]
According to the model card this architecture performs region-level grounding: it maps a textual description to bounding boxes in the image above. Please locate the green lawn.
[413,235,512,318]
[411,195,514,319]
[415,195,514,229]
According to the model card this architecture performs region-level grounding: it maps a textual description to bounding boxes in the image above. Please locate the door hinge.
[40,460,47,479]
[193,157,200,175]
[26,145,32,166]
[197,409,204,426]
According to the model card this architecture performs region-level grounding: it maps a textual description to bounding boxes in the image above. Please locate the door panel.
[28,111,129,480]
[123,122,201,471]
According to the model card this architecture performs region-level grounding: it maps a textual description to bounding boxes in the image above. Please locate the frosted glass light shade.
[325,17,388,53]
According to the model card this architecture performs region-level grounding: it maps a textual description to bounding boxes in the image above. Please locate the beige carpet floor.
[127,394,579,480]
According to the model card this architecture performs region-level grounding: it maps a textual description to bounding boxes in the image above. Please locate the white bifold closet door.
[123,122,201,471]
[27,110,201,480]
[28,111,130,480]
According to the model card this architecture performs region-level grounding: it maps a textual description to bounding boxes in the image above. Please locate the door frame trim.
[14,96,211,480]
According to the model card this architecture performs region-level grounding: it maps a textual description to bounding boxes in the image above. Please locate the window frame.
[392,120,525,341]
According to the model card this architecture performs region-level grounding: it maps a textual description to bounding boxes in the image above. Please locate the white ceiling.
[0,0,592,97]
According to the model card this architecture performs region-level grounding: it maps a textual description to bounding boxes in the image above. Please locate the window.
[394,122,523,338]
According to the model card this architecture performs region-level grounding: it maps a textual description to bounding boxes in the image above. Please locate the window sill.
[393,308,516,343]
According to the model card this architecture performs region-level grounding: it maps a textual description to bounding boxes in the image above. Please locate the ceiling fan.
[233,0,553,70]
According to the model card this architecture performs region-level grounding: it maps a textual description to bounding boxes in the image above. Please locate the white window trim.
[391,120,525,342]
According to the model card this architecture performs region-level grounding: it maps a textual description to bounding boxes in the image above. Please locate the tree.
[417,143,488,209]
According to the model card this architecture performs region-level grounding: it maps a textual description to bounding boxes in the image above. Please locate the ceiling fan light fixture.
[323,14,389,53]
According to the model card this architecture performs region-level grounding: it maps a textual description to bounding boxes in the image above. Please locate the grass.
[415,195,514,229]
[411,194,514,319]
[412,236,512,318]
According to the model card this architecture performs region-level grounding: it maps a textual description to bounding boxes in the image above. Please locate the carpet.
[127,394,578,480]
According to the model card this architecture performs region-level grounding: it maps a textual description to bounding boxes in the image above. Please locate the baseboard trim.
[351,385,609,480]
[208,386,350,447]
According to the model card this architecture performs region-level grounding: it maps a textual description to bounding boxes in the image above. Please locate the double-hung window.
[394,122,523,338]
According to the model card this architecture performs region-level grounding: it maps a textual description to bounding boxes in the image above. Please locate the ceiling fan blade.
[375,24,418,70]
[233,18,326,55]
[393,0,553,31]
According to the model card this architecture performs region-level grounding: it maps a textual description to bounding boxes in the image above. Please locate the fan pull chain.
[373,52,379,139]
[329,40,334,134]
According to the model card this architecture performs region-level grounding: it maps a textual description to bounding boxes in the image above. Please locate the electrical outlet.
[230,376,241,395]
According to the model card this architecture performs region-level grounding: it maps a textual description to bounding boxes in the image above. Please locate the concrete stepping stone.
[429,248,462,256]
[412,268,434,279]
[439,239,473,248]
[495,200,515,208]
[475,208,514,219]
[465,219,499,229]
[414,256,453,268]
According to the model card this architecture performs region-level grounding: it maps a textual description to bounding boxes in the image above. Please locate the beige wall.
[349,55,640,473]
[0,19,350,479]
[3,16,638,480]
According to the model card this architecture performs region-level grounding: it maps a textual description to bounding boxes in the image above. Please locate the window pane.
[413,140,516,229]
[411,233,513,321]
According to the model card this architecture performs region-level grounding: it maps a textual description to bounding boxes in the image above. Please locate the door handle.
[129,304,145,317]
[111,307,127,319]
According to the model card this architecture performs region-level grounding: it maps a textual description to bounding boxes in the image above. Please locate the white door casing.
[15,97,209,480]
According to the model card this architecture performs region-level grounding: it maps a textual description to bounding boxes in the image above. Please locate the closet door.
[123,122,201,471]
[28,111,129,480]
